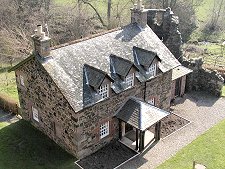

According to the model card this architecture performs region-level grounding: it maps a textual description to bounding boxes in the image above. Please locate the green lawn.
[0,120,77,169]
[157,119,225,169]
[222,85,225,97]
[0,65,18,101]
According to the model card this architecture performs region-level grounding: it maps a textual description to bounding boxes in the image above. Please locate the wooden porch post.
[136,128,139,150]
[139,130,145,152]
[155,121,161,141]
[119,119,122,139]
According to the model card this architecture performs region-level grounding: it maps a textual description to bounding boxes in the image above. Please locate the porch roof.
[172,65,193,81]
[115,97,170,131]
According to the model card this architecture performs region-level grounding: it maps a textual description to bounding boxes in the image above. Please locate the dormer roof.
[84,64,113,90]
[110,54,138,77]
[133,46,161,67]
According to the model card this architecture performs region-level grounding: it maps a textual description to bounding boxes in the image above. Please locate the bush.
[0,94,18,115]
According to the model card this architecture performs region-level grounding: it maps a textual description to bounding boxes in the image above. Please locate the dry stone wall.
[183,58,224,96]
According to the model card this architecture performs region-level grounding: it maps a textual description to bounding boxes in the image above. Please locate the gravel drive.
[120,91,225,169]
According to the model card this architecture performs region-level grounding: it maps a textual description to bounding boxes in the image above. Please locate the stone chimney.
[31,25,51,57]
[131,0,148,28]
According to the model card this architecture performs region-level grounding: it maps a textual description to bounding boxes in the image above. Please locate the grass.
[190,0,225,42]
[53,0,132,27]
[157,118,225,169]
[222,85,225,97]
[0,120,77,169]
[0,65,18,101]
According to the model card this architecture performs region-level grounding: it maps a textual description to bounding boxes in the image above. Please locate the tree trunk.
[107,0,111,29]
[81,0,106,27]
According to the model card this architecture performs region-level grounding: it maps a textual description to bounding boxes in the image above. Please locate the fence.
[0,94,19,115]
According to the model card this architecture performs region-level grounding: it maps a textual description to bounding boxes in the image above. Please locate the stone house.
[10,1,192,159]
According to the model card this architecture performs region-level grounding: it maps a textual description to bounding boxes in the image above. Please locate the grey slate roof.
[110,54,134,77]
[115,97,170,131]
[133,46,160,67]
[172,65,193,81]
[38,23,180,112]
[84,64,113,89]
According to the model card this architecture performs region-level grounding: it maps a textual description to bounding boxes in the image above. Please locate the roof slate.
[115,97,170,131]
[110,54,136,77]
[15,23,180,112]
[84,64,112,89]
[133,46,159,67]
[172,65,193,81]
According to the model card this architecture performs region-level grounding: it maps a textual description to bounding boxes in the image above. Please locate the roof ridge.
[110,54,133,65]
[133,46,156,55]
[52,27,121,50]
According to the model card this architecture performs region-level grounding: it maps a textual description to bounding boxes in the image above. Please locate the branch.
[81,0,106,27]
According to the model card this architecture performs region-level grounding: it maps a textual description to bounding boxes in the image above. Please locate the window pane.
[32,106,39,122]
[98,84,109,99]
[125,73,134,88]
[20,75,25,86]
[147,64,157,77]
[100,121,109,139]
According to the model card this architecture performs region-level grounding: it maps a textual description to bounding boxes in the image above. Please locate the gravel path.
[120,91,225,169]
[0,109,20,124]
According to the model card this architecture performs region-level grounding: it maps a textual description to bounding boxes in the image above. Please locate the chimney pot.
[37,25,43,37]
[137,0,142,10]
[31,24,51,58]
[131,0,147,28]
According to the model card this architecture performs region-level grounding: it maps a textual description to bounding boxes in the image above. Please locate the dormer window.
[147,63,157,77]
[98,84,109,99]
[125,73,134,88]
[83,64,114,105]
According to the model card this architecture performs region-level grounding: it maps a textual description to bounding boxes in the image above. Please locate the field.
[222,85,225,97]
[53,0,133,27]
[0,65,18,101]
[0,120,77,169]
[157,118,225,168]
[190,0,225,42]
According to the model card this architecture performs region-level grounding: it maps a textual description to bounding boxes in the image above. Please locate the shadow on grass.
[0,120,77,169]
[0,66,12,73]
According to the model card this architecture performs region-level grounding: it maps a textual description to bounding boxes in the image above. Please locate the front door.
[175,78,181,97]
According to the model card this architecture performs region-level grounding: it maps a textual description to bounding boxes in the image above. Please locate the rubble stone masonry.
[16,56,172,159]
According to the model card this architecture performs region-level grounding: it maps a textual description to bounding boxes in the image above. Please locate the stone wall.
[183,58,224,96]
[75,70,172,158]
[16,56,173,159]
[147,8,182,62]
[15,57,79,157]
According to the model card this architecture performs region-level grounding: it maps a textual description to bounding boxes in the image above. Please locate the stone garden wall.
[183,58,224,96]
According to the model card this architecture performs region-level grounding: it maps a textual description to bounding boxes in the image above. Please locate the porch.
[115,97,170,152]
[120,130,155,150]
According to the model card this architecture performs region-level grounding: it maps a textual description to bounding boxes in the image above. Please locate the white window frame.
[98,84,109,100]
[125,73,134,88]
[100,121,109,139]
[147,63,157,77]
[148,98,155,105]
[19,75,25,86]
[32,106,39,122]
